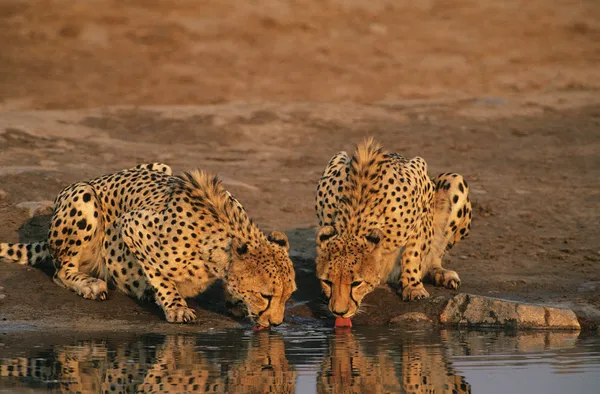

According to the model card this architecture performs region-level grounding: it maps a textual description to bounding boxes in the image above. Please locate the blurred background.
[1,0,599,110]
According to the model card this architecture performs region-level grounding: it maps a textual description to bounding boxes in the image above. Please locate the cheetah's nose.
[270,322,282,327]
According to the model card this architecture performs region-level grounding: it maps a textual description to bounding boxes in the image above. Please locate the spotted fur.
[0,163,296,326]
[315,138,471,317]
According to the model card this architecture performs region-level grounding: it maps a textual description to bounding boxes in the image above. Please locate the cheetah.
[0,163,296,327]
[315,138,471,318]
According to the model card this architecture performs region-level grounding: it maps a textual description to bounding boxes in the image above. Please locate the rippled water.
[1,326,598,393]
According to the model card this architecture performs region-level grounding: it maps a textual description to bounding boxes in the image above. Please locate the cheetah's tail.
[0,242,51,266]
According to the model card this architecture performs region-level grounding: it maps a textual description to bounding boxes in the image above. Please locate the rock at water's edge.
[440,293,580,330]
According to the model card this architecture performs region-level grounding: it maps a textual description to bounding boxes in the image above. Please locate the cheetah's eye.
[321,279,333,287]
[351,281,363,288]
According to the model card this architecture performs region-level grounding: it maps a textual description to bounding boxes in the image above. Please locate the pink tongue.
[334,317,353,328]
[253,325,270,331]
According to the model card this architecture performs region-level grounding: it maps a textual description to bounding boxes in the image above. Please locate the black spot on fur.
[76,219,87,230]
[236,243,249,255]
[365,233,381,245]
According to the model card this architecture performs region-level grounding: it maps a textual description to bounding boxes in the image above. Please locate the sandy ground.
[1,95,600,333]
[0,0,599,333]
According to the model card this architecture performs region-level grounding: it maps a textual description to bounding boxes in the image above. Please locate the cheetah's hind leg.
[423,173,472,290]
[49,183,108,300]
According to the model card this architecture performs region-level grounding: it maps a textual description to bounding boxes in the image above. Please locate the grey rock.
[440,293,580,330]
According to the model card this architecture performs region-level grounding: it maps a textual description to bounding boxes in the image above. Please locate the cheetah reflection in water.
[0,333,296,394]
[318,330,471,394]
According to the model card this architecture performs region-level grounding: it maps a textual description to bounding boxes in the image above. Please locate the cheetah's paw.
[78,280,108,301]
[432,268,461,290]
[165,307,197,323]
[400,285,430,301]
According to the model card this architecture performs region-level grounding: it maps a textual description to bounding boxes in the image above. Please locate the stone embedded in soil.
[440,293,580,330]
[389,312,433,325]
[15,201,54,217]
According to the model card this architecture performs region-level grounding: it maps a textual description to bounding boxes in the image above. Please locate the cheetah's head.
[226,231,297,328]
[315,226,384,319]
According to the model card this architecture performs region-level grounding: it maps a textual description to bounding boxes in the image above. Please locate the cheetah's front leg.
[102,219,153,300]
[398,216,433,301]
[398,238,430,301]
[120,210,196,323]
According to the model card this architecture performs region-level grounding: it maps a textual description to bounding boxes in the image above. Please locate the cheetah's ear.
[316,226,337,247]
[268,231,289,250]
[365,228,383,246]
[232,238,250,257]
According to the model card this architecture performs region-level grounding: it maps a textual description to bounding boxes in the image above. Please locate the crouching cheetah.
[0,163,296,327]
[315,138,471,318]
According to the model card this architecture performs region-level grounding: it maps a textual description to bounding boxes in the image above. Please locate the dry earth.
[1,0,600,110]
[0,0,599,334]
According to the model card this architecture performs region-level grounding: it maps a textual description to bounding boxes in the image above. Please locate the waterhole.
[0,326,598,393]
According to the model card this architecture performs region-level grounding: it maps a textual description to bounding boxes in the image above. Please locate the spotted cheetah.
[0,163,296,327]
[315,138,471,318]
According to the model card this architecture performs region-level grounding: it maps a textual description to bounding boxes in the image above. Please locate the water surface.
[1,326,598,393]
